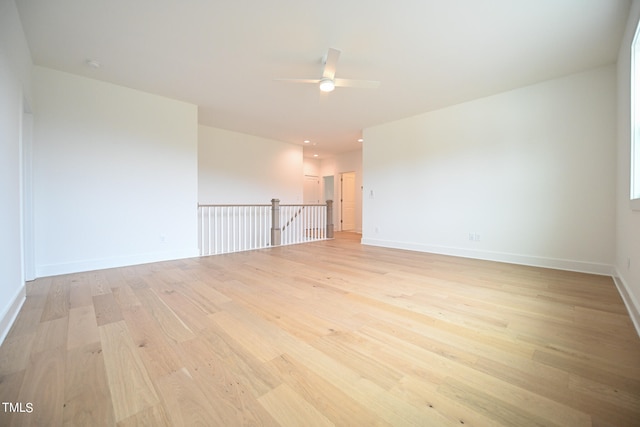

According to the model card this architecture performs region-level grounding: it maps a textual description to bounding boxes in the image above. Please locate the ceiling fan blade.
[334,78,380,89]
[322,48,341,80]
[274,78,321,84]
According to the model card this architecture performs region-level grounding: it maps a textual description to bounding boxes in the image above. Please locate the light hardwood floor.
[1,232,639,426]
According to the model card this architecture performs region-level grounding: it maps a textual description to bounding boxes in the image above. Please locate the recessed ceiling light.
[85,59,101,69]
[304,140,310,144]
[357,138,364,142]
[313,154,319,157]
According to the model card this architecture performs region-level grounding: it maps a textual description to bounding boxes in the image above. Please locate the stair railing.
[198,199,333,256]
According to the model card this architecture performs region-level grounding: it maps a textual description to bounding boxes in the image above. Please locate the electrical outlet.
[469,233,474,241]
[474,233,481,241]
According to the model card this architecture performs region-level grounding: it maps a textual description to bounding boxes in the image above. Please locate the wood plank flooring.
[1,232,639,426]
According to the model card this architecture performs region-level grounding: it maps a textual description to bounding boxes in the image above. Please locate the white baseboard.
[36,248,200,277]
[361,237,613,276]
[0,285,26,345]
[612,269,640,338]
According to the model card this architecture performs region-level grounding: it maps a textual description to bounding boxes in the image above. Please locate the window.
[631,20,640,210]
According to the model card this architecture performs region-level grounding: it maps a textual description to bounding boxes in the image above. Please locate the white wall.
[198,125,303,204]
[33,67,199,276]
[0,0,32,343]
[0,0,31,101]
[303,157,321,177]
[363,66,617,274]
[321,150,363,232]
[616,0,640,333]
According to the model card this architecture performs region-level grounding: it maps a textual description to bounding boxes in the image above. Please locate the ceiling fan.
[276,48,380,92]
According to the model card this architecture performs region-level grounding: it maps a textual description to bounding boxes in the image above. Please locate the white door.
[341,172,356,231]
[304,175,320,204]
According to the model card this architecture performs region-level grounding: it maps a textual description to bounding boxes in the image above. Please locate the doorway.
[323,176,334,203]
[340,172,356,231]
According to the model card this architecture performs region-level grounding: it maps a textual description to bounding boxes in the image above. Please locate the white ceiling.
[16,0,630,158]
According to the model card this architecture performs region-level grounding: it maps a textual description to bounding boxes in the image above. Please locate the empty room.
[2,0,640,426]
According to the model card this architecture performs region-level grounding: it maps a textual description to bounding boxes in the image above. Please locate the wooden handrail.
[198,204,270,207]
[282,206,304,231]
[280,204,326,207]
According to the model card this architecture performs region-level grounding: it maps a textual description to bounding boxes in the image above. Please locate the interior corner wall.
[0,0,32,343]
[362,65,617,275]
[616,0,640,333]
[33,67,199,277]
[198,125,303,204]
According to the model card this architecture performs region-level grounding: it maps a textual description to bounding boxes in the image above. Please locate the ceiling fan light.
[319,78,335,92]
